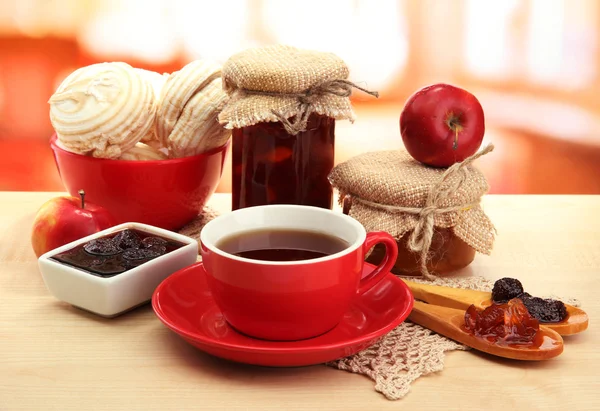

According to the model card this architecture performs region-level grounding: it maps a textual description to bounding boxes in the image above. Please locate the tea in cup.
[200,205,398,341]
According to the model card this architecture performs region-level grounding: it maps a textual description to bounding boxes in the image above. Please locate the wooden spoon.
[409,301,564,361]
[403,280,588,336]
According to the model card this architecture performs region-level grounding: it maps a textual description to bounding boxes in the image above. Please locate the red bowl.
[50,134,228,231]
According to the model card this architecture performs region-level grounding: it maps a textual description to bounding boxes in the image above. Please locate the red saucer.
[152,262,413,367]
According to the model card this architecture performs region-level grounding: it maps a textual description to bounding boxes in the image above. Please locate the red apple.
[31,190,115,257]
[400,83,485,167]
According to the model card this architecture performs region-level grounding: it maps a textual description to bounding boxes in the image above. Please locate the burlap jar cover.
[217,45,378,135]
[328,144,497,279]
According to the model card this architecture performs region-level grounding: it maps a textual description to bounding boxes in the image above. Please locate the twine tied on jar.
[241,80,379,135]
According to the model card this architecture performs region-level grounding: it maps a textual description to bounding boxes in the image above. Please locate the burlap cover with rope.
[329,144,496,279]
[217,45,378,135]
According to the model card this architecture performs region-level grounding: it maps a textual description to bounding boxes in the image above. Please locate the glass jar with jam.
[366,228,476,276]
[330,149,496,278]
[217,45,378,211]
[231,114,335,210]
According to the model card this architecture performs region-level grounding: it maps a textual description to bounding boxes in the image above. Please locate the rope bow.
[243,79,379,135]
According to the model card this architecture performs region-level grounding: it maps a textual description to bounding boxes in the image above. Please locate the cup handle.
[358,231,399,295]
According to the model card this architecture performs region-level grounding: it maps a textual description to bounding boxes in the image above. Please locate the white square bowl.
[38,222,198,318]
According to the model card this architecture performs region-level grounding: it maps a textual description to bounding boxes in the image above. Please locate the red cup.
[50,134,228,231]
[200,205,398,341]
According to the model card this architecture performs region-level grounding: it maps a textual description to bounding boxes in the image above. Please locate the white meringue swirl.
[168,77,230,158]
[49,62,156,159]
[155,60,222,148]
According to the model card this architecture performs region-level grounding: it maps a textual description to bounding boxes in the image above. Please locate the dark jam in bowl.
[50,229,186,278]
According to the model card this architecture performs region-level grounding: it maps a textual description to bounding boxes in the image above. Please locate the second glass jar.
[366,228,476,276]
[231,114,335,210]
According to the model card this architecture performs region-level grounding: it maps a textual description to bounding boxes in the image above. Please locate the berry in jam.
[491,277,524,303]
[83,238,122,256]
[113,229,142,249]
[520,293,568,323]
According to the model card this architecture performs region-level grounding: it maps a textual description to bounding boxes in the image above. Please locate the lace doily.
[326,275,494,400]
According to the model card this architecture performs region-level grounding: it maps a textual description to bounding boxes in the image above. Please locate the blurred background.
[1,0,599,194]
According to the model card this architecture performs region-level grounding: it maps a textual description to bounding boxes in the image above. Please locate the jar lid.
[218,45,378,135]
[328,146,496,260]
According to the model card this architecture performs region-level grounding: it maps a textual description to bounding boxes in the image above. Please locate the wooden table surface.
[1,192,597,411]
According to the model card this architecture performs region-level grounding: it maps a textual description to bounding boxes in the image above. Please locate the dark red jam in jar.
[232,113,335,210]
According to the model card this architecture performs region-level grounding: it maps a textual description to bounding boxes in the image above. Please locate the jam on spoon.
[464,298,540,346]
